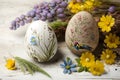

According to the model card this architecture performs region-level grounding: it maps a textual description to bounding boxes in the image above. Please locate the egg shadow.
[57,37,65,42]
[93,41,104,58]
[38,49,64,65]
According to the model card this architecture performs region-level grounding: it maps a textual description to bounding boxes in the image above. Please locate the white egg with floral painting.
[24,20,58,62]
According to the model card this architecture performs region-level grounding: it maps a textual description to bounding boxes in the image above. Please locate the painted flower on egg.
[30,35,37,45]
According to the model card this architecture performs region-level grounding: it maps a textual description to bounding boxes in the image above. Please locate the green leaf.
[75,58,80,64]
[24,63,34,74]
[15,58,26,73]
[78,67,84,72]
[14,57,51,78]
[78,66,89,72]
[75,58,82,67]
[49,20,67,30]
[66,57,70,62]
[84,67,89,72]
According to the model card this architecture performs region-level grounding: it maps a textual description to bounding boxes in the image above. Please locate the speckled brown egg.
[65,11,99,55]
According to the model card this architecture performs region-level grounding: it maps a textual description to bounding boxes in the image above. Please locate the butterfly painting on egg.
[73,42,92,51]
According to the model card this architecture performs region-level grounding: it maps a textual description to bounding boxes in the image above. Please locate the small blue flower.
[30,35,37,45]
[60,58,77,74]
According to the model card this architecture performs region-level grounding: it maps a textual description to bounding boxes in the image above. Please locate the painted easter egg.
[24,20,58,62]
[65,11,99,55]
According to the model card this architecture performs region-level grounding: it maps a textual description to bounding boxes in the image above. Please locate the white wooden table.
[0,0,120,80]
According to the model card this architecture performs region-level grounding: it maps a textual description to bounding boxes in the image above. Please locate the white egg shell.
[65,11,99,55]
[24,20,58,62]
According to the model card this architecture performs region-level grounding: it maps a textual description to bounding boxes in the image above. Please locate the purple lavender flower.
[49,2,56,7]
[10,0,68,30]
[57,8,64,13]
[20,15,25,19]
[59,2,67,7]
[108,6,116,13]
[20,21,25,26]
[11,21,16,26]
[47,13,53,18]
[41,16,47,21]
[57,14,65,18]
[15,17,20,22]
[34,5,39,9]
[54,0,62,4]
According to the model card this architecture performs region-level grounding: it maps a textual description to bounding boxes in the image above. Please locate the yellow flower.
[89,60,105,76]
[84,0,94,11]
[68,1,74,9]
[67,0,101,14]
[83,0,101,11]
[5,58,16,70]
[101,49,116,65]
[80,52,95,67]
[67,1,85,14]
[104,33,120,48]
[94,0,101,7]
[98,15,115,32]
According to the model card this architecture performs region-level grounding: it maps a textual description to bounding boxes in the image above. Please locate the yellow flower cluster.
[80,52,105,76]
[98,15,115,32]
[5,58,16,70]
[80,50,117,75]
[67,0,101,14]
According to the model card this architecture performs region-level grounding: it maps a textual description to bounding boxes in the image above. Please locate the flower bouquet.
[8,0,120,77]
